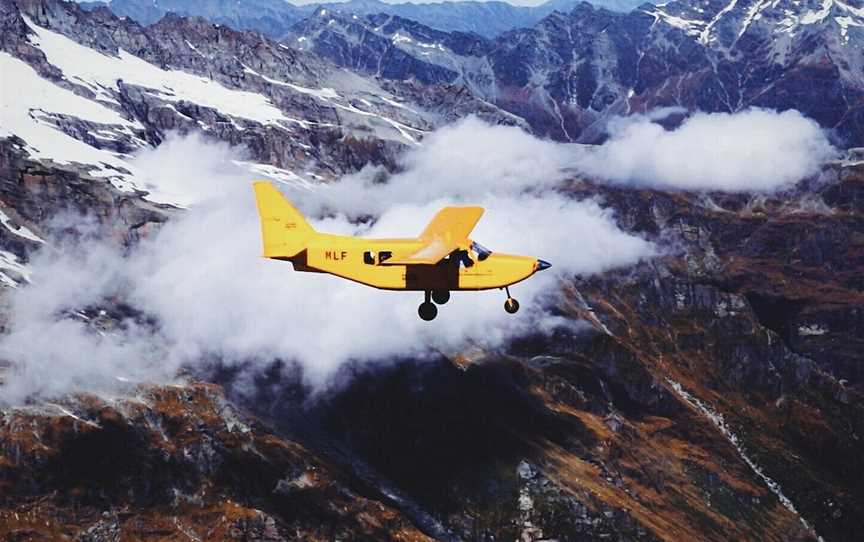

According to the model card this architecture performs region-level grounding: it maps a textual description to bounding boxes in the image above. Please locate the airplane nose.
[535,259,552,272]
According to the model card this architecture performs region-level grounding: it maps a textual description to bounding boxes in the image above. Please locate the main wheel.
[418,301,438,321]
[504,298,520,314]
[431,290,450,305]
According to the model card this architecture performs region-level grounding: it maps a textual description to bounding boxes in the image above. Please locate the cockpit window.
[455,250,474,268]
[471,241,492,261]
[379,251,393,263]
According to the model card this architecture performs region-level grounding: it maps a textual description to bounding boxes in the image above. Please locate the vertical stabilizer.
[252,181,315,258]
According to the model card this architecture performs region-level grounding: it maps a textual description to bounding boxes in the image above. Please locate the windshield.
[471,241,492,261]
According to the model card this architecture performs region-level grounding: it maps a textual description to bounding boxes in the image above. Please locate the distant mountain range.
[290,0,864,146]
[79,0,652,37]
[77,0,864,147]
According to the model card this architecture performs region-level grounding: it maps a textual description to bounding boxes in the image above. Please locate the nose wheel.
[503,286,519,314]
[418,290,438,321]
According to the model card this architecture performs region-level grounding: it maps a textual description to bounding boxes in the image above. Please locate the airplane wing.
[382,206,484,265]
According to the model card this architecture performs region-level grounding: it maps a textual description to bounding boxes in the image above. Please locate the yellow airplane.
[252,181,551,320]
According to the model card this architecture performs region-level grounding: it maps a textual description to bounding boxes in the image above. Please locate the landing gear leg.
[504,286,520,314]
[419,290,438,321]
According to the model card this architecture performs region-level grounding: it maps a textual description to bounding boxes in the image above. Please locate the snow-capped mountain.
[79,0,310,33]
[79,0,653,39]
[0,0,523,209]
[290,10,497,93]
[291,0,864,146]
[299,0,649,37]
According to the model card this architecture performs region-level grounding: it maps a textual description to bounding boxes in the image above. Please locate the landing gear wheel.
[418,301,438,321]
[504,298,520,314]
[431,290,450,305]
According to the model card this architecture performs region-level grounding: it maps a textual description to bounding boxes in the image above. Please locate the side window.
[379,251,393,263]
[363,251,376,265]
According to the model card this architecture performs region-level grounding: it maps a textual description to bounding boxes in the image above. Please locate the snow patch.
[0,251,32,287]
[738,0,773,39]
[391,32,413,44]
[666,378,824,541]
[699,0,740,45]
[25,17,290,127]
[184,40,201,55]
[798,324,828,336]
[284,82,341,100]
[47,403,101,429]
[656,10,706,37]
[0,53,143,190]
[242,162,317,190]
[801,0,834,24]
[0,209,44,243]
[835,15,863,42]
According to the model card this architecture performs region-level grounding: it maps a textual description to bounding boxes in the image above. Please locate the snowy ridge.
[0,251,32,288]
[652,8,708,37]
[0,210,44,244]
[699,0,740,44]
[666,377,824,541]
[0,53,145,193]
[1,12,436,208]
[25,17,291,127]
[291,11,500,99]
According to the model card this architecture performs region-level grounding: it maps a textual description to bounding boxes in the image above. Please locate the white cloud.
[0,117,654,404]
[0,239,175,403]
[130,132,249,207]
[0,108,840,404]
[574,108,837,192]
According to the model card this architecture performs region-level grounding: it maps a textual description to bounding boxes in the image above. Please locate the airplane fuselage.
[252,181,550,319]
[284,234,542,291]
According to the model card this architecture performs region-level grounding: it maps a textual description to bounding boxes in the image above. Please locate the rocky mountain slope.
[291,0,864,146]
[0,381,433,540]
[0,0,522,205]
[1,0,863,540]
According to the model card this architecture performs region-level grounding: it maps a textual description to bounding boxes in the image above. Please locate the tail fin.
[252,181,315,258]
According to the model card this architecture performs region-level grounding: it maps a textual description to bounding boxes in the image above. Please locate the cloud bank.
[575,108,837,192]
[0,119,655,405]
[0,108,838,404]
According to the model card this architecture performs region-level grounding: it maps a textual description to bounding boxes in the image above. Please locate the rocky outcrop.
[0,137,170,245]
[0,383,432,541]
